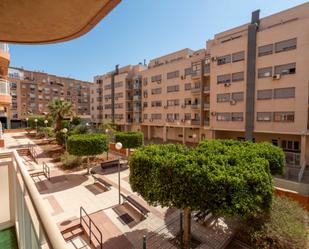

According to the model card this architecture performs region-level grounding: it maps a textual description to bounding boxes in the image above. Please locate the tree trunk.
[87,156,90,174]
[183,208,191,249]
[55,116,62,131]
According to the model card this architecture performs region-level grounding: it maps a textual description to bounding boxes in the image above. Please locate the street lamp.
[34,119,38,134]
[44,119,48,127]
[105,129,109,159]
[62,128,68,151]
[115,142,123,205]
[192,133,197,144]
[26,117,29,128]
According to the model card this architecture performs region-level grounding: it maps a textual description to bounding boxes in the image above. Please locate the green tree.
[67,134,108,174]
[114,131,144,156]
[48,100,74,131]
[129,140,285,248]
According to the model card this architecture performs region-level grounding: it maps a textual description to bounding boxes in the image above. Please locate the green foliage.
[71,125,89,135]
[60,152,82,169]
[55,131,66,145]
[114,131,144,149]
[71,116,81,126]
[129,140,279,218]
[48,100,74,131]
[41,127,55,138]
[197,139,285,175]
[67,134,108,156]
[98,121,118,134]
[27,116,53,129]
[239,196,308,249]
[61,120,70,129]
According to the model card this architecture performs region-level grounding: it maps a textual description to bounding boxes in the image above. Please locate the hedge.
[27,116,53,129]
[67,134,108,156]
[114,131,144,149]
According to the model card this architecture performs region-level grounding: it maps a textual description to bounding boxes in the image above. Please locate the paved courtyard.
[3,132,236,249]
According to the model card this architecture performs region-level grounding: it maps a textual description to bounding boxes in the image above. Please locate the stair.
[17,148,30,156]
[61,224,84,241]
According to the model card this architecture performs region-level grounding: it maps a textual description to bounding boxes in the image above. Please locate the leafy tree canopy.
[114,131,144,149]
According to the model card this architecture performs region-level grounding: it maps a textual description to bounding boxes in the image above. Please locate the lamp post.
[62,128,68,151]
[105,129,109,159]
[44,120,48,138]
[26,117,29,128]
[34,119,38,134]
[192,133,197,145]
[115,142,122,205]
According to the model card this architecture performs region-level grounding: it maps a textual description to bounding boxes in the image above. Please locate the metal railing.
[0,150,69,248]
[0,79,10,95]
[0,42,9,52]
[43,162,51,180]
[28,142,38,163]
[80,206,103,249]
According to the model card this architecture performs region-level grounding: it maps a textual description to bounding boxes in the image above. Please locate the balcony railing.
[133,95,141,101]
[0,42,9,53]
[191,104,200,109]
[204,103,210,109]
[204,85,210,92]
[191,87,201,93]
[191,119,201,126]
[0,150,68,249]
[0,79,10,95]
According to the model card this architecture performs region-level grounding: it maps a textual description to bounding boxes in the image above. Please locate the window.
[231,92,244,101]
[281,140,300,151]
[184,113,191,120]
[258,67,272,78]
[274,63,296,75]
[166,113,173,121]
[104,84,111,90]
[115,81,123,88]
[257,112,272,121]
[184,98,191,105]
[167,99,180,106]
[217,93,230,102]
[232,51,245,62]
[143,114,148,120]
[151,114,162,120]
[258,44,273,56]
[231,112,243,121]
[184,67,192,76]
[232,72,244,82]
[151,88,162,95]
[217,113,231,121]
[217,74,231,84]
[257,89,273,100]
[143,102,148,108]
[185,83,191,90]
[143,90,148,98]
[167,70,179,79]
[275,38,297,53]
[274,87,295,99]
[167,85,179,93]
[151,75,162,82]
[217,55,231,65]
[274,112,294,122]
[151,101,162,107]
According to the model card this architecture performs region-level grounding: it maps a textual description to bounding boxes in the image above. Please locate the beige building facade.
[8,68,92,128]
[91,3,309,182]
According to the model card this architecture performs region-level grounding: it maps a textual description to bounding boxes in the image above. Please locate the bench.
[120,193,149,217]
[91,174,112,190]
[100,159,120,170]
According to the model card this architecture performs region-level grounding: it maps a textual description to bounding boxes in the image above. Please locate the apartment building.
[90,3,309,182]
[91,64,146,130]
[8,67,92,128]
[0,43,11,132]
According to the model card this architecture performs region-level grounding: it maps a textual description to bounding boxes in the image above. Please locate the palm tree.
[48,100,74,131]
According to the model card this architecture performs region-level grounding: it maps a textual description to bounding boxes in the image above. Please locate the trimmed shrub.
[71,116,81,126]
[41,127,55,138]
[55,131,66,146]
[28,116,53,129]
[114,131,144,149]
[238,196,308,249]
[60,152,82,169]
[67,134,108,156]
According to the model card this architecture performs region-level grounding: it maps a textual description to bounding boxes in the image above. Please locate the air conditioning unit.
[224,82,231,87]
[211,111,216,116]
[230,99,237,105]
[272,74,281,80]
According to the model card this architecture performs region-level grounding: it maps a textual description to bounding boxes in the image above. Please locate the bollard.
[143,235,147,249]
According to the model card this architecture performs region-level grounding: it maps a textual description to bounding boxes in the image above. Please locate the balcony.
[204,64,210,74]
[0,79,11,105]
[133,83,141,89]
[191,71,201,79]
[133,95,141,101]
[191,86,201,94]
[191,103,200,109]
[191,119,201,126]
[0,150,68,249]
[204,85,210,92]
[203,103,210,109]
[204,120,210,127]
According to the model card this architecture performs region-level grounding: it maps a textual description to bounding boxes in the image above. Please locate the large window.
[257,89,273,100]
[217,55,231,65]
[232,51,245,62]
[167,99,180,106]
[275,38,297,53]
[167,70,179,79]
[217,74,231,84]
[115,81,123,88]
[232,72,244,82]
[231,92,244,101]
[151,74,162,82]
[184,113,191,120]
[231,112,243,121]
[257,112,272,122]
[184,67,192,76]
[151,101,162,107]
[274,87,295,99]
[151,88,162,95]
[274,63,296,75]
[258,44,273,56]
[167,85,179,93]
[258,67,272,78]
[151,114,162,120]
[217,93,230,102]
[274,112,294,122]
[216,112,231,121]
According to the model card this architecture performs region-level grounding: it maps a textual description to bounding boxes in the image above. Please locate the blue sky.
[9,0,307,82]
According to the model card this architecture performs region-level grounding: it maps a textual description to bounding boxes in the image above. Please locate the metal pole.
[180,212,183,249]
[143,235,146,249]
[118,158,121,204]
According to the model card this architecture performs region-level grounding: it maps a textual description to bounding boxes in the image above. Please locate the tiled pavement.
[3,132,236,249]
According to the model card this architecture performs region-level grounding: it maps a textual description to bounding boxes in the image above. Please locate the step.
[61,224,84,241]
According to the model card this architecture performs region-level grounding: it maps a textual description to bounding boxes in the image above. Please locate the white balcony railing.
[0,42,9,53]
[0,79,10,95]
[0,150,68,249]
